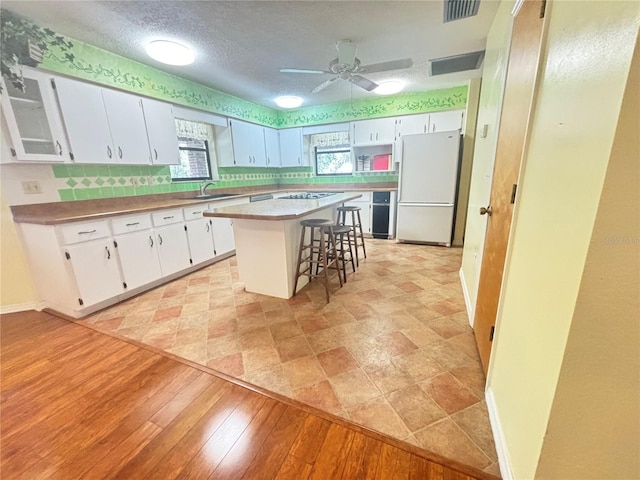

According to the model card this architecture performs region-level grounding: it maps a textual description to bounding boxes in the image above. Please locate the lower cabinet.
[186,218,216,265]
[211,217,235,256]
[114,231,162,291]
[155,223,192,276]
[343,192,372,235]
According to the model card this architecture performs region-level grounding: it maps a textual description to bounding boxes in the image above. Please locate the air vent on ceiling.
[444,0,481,22]
[429,50,485,76]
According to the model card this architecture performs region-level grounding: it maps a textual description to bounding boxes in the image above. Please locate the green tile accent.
[83,165,98,177]
[123,186,135,196]
[97,165,111,177]
[95,178,105,186]
[112,186,125,197]
[135,185,149,195]
[67,165,85,177]
[81,178,92,187]
[107,177,116,186]
[52,165,69,178]
[66,178,78,188]
[58,189,75,201]
[100,187,113,197]
[117,178,126,185]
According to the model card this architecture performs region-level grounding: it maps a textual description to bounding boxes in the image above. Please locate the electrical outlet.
[147,176,156,186]
[130,177,140,187]
[22,180,42,194]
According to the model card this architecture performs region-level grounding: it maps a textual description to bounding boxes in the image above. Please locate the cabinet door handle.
[56,140,63,155]
[376,132,379,141]
[149,236,154,247]
[126,222,140,227]
[154,148,158,161]
[370,133,373,141]
[298,157,301,164]
[107,146,112,158]
[158,234,163,245]
[206,222,210,232]
[78,230,97,235]
[432,124,436,132]
[163,216,174,220]
[192,211,202,215]
[105,246,111,259]
[424,125,427,133]
[118,146,123,159]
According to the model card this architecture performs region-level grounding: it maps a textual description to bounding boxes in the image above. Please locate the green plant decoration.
[0,9,74,91]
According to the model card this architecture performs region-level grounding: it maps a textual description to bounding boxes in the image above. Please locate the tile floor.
[82,239,500,475]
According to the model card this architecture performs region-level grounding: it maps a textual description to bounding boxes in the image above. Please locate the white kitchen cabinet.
[229,119,267,166]
[111,213,162,291]
[155,223,192,276]
[54,76,115,164]
[101,89,150,164]
[264,127,280,167]
[1,69,70,163]
[279,127,305,166]
[343,191,372,235]
[395,114,431,138]
[429,109,464,133]
[185,218,216,265]
[352,118,396,145]
[141,98,180,165]
[211,217,235,256]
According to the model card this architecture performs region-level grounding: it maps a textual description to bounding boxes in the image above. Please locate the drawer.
[111,213,152,235]
[59,220,110,245]
[151,208,184,226]
[183,204,208,220]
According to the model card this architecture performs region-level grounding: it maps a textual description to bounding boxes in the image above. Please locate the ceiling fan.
[280,40,413,93]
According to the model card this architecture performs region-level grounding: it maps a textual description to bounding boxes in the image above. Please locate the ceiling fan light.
[274,96,303,108]
[374,81,404,95]
[146,40,195,66]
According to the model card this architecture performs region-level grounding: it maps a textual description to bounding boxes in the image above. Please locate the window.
[170,118,218,181]
[315,146,353,175]
[169,137,212,181]
[311,131,352,175]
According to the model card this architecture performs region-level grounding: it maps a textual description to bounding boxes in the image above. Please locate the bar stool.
[337,206,367,267]
[293,219,343,302]
[315,224,355,283]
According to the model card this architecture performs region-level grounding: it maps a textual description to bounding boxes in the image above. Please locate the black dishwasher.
[372,192,391,239]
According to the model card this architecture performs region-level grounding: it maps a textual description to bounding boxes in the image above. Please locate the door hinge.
[214,249,217,256]
[10,148,17,157]
[65,251,71,260]
[510,184,518,204]
[50,78,56,89]
[78,298,84,306]
[489,326,495,342]
[123,282,127,289]
[184,225,188,231]
[540,0,547,18]
[189,258,193,265]
[113,240,118,248]
[69,152,75,161]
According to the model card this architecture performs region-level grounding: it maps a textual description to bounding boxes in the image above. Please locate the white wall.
[487,1,639,478]
[459,0,514,323]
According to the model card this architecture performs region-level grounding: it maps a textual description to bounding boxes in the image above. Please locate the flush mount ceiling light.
[274,96,303,108]
[146,40,195,66]
[374,80,405,95]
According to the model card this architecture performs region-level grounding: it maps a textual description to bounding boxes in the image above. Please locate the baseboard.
[0,302,38,315]
[459,267,474,327]
[486,387,514,480]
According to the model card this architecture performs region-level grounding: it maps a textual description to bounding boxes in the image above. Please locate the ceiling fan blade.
[359,58,414,74]
[337,40,357,66]
[349,75,378,92]
[280,68,328,74]
[311,76,339,93]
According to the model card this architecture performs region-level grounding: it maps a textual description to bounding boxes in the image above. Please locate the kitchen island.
[203,192,361,298]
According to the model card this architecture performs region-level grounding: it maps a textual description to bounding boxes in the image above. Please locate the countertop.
[10,183,396,225]
[203,192,362,221]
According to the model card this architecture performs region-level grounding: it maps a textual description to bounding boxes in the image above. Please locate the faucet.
[199,181,216,196]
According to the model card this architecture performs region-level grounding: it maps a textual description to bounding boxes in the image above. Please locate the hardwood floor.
[1,311,498,480]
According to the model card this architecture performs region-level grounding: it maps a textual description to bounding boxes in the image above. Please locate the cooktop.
[286,192,337,199]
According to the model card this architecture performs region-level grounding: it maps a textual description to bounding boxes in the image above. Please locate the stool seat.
[300,218,334,227]
[337,206,360,212]
[332,225,352,235]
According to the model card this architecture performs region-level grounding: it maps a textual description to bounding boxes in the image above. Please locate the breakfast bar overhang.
[203,192,361,299]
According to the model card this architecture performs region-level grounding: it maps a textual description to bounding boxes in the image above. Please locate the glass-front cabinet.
[1,68,69,162]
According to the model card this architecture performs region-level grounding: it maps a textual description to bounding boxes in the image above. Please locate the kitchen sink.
[193,193,239,200]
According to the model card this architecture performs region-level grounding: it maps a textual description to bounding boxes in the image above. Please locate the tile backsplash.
[0,163,398,205]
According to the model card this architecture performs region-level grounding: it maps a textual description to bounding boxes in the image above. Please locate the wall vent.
[444,0,481,22]
[429,50,485,76]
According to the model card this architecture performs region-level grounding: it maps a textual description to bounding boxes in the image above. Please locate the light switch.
[22,180,42,194]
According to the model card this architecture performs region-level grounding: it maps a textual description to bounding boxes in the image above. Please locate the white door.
[264,127,280,167]
[115,231,162,290]
[101,89,150,164]
[399,132,460,204]
[279,128,304,166]
[54,76,114,164]
[211,217,235,255]
[429,110,464,133]
[156,224,191,276]
[353,118,396,145]
[250,125,267,166]
[66,239,123,307]
[395,113,430,162]
[343,200,372,234]
[1,70,69,162]
[186,218,216,265]
[142,98,180,165]
[396,204,454,245]
[230,119,253,166]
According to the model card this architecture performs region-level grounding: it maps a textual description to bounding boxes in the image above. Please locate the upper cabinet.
[54,76,178,165]
[141,99,180,165]
[429,109,464,133]
[229,119,268,167]
[352,117,396,146]
[264,127,280,167]
[395,113,431,139]
[1,68,69,162]
[279,127,305,167]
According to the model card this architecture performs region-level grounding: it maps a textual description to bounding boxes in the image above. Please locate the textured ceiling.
[3,1,500,109]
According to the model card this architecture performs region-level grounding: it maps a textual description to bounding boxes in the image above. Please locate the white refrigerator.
[396,131,461,246]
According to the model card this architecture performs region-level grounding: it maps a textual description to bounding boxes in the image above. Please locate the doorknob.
[480,206,493,216]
